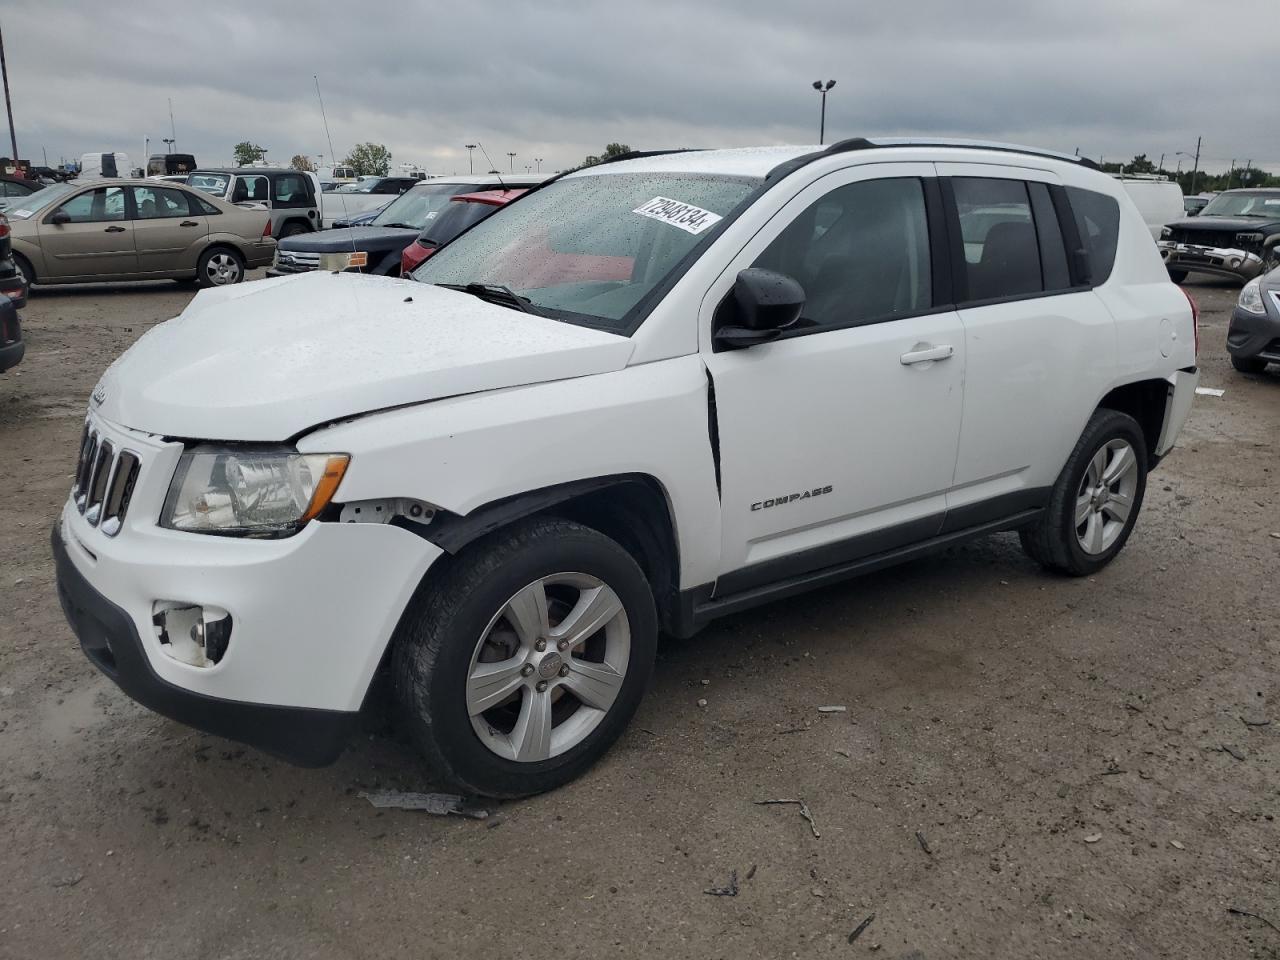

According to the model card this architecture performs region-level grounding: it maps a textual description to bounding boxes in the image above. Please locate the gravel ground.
[0,273,1277,960]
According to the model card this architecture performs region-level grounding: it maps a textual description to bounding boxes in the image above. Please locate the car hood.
[92,272,635,442]
[278,226,418,254]
[1166,215,1280,233]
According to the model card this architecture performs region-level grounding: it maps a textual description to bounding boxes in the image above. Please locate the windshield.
[3,181,75,217]
[188,173,231,197]
[419,198,505,248]
[372,182,492,229]
[1200,192,1280,218]
[412,172,759,332]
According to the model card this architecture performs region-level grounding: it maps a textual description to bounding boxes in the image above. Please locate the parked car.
[0,212,28,308]
[318,176,424,227]
[0,173,41,212]
[1183,194,1214,217]
[0,295,20,374]
[1227,265,1280,374]
[77,152,131,180]
[146,153,197,177]
[1114,174,1183,241]
[270,175,542,277]
[1159,188,1280,284]
[330,204,388,229]
[187,168,321,237]
[54,139,1197,796]
[400,189,527,274]
[6,179,274,289]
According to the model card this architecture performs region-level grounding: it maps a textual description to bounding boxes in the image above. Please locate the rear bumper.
[1158,241,1263,282]
[0,338,23,373]
[1228,304,1280,362]
[0,295,22,373]
[0,272,27,308]
[53,524,355,766]
[1155,367,1200,458]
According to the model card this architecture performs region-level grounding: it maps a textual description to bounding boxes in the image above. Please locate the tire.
[1231,354,1268,375]
[392,517,658,798]
[1166,269,1188,284]
[12,253,33,288]
[1020,409,1148,577]
[196,246,245,287]
[278,222,308,238]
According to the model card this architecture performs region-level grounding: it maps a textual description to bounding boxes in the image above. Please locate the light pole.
[535,157,543,172]
[811,79,836,145]
[506,151,516,172]
[465,143,476,174]
[162,137,175,156]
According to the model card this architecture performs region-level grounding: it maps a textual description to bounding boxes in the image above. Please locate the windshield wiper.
[437,282,545,317]
[381,222,418,229]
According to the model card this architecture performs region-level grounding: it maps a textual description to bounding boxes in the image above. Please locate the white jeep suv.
[54,139,1200,797]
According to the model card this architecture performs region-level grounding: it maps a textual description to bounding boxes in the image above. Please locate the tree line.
[1096,153,1279,193]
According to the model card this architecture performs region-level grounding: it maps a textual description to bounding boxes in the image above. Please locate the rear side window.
[191,194,221,216]
[751,177,932,330]
[1065,187,1120,286]
[951,178,1041,301]
[272,174,310,205]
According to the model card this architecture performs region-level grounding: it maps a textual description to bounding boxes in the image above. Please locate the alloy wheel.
[1075,438,1139,555]
[466,573,630,762]
[205,252,242,285]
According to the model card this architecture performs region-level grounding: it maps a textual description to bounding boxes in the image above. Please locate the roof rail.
[767,137,1101,180]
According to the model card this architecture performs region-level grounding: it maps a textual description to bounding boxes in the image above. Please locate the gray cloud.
[5,0,1277,175]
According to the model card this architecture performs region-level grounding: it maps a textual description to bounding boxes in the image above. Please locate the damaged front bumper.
[1158,241,1264,282]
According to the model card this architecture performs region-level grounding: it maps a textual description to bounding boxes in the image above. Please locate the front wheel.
[392,518,658,798]
[196,247,244,287]
[1020,409,1148,576]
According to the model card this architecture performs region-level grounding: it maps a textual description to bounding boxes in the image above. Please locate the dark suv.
[0,212,27,373]
[1159,188,1280,284]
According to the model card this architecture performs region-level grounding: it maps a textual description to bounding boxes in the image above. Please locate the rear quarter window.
[1066,187,1120,286]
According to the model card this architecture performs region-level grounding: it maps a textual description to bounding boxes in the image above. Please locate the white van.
[1115,174,1184,241]
[77,152,131,180]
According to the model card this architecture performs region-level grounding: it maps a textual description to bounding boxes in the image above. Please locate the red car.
[400,189,526,275]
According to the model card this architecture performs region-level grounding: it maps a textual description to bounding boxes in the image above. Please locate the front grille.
[72,424,142,537]
[273,251,320,273]
[1169,228,1260,251]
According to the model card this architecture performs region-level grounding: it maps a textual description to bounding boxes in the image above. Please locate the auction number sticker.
[633,197,723,235]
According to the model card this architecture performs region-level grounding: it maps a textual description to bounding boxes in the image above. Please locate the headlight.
[317,251,368,272]
[1237,278,1267,316]
[1160,226,1173,240]
[162,446,349,536]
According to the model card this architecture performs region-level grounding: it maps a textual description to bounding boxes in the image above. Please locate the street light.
[464,143,476,174]
[811,80,836,146]
[534,157,543,172]
[506,151,516,172]
[162,137,175,153]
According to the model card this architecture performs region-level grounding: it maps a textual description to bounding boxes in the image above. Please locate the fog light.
[152,602,232,667]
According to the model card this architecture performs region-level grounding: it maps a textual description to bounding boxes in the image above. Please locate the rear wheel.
[1231,354,1269,375]
[392,518,658,798]
[1166,269,1188,284]
[12,253,33,288]
[196,246,244,287]
[1020,409,1147,576]
[278,222,308,238]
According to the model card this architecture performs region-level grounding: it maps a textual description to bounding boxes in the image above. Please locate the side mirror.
[49,210,71,225]
[714,268,805,350]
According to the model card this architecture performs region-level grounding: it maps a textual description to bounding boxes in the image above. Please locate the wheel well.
[423,476,683,635]
[12,251,33,283]
[280,217,313,234]
[1097,379,1168,465]
[200,242,244,264]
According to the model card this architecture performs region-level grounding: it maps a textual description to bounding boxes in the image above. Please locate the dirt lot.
[0,274,1276,960]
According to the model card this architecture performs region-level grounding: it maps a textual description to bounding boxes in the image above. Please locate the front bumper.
[1227,291,1280,362]
[53,524,354,766]
[50,411,443,761]
[1158,241,1264,282]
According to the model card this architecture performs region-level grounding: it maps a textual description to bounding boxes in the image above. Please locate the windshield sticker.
[425,211,437,219]
[1264,199,1280,206]
[8,208,32,219]
[633,197,723,235]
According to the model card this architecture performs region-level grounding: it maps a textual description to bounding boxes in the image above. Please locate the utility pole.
[1158,153,1165,172]
[0,23,18,164]
[1189,135,1202,195]
[1227,159,1236,189]
[168,97,177,151]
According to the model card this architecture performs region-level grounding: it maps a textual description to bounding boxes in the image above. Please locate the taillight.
[1181,287,1199,358]
[262,219,272,238]
[0,214,9,239]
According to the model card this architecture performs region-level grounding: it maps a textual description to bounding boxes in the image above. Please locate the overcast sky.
[4,0,1277,176]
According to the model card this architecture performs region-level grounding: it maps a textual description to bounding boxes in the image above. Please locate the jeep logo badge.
[91,382,106,406]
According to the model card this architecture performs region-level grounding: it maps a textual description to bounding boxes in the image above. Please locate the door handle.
[180,220,199,227]
[900,344,954,365]
[103,225,126,233]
